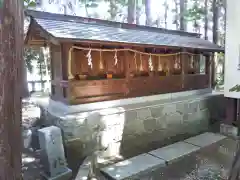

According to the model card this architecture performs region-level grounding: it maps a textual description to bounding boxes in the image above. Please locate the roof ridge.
[24,9,200,38]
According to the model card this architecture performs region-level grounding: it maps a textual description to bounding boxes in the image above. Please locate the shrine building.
[25,10,225,161]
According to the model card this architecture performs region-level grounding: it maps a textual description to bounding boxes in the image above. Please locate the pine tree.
[184,0,204,33]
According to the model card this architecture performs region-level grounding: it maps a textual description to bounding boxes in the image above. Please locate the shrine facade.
[25,10,223,105]
[24,10,227,162]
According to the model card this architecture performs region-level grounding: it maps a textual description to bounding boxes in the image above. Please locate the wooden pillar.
[210,53,215,88]
[49,44,62,100]
[61,43,73,80]
[204,53,211,88]
[124,51,131,79]
[181,48,187,89]
[124,50,131,96]
[61,43,73,103]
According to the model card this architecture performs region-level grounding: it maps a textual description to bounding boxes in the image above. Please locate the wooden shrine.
[25,10,224,105]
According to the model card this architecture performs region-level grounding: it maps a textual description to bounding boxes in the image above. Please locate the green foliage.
[185,6,204,22]
[229,85,240,92]
[24,0,36,8]
[24,48,42,73]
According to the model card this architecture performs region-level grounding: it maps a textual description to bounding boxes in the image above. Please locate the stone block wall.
[39,92,225,164]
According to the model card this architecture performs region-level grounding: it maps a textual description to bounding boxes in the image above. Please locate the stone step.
[184,132,226,147]
[101,153,165,180]
[148,141,200,163]
[101,132,226,180]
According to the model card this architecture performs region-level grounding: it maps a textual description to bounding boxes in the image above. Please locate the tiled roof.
[25,10,223,52]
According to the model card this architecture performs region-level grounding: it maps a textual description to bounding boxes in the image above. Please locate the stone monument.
[38,126,72,180]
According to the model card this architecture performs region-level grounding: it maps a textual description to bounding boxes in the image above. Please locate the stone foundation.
[36,89,224,162]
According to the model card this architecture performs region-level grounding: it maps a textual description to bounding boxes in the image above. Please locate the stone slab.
[41,168,72,180]
[220,123,239,138]
[101,153,165,180]
[36,89,212,115]
[75,156,92,180]
[184,132,226,147]
[148,141,200,163]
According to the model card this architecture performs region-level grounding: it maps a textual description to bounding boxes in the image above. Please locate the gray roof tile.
[26,10,223,52]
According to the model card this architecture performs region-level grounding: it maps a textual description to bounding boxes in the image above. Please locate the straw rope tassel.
[158,56,162,71]
[140,54,143,71]
[68,47,74,79]
[114,49,118,66]
[148,54,153,71]
[191,54,194,68]
[134,52,137,70]
[99,51,104,70]
[87,49,93,69]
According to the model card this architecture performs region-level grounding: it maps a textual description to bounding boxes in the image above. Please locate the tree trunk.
[0,0,23,179]
[212,0,219,89]
[109,0,117,21]
[145,0,152,26]
[174,0,180,30]
[212,0,219,44]
[22,59,30,98]
[180,0,186,31]
[156,15,161,28]
[85,4,89,17]
[136,0,141,25]
[127,0,136,24]
[223,0,226,45]
[204,0,209,40]
[163,0,169,28]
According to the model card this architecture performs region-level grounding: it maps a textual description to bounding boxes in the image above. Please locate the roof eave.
[25,17,60,46]
[57,37,224,53]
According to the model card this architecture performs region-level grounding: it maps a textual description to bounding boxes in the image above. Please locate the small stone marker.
[38,126,72,180]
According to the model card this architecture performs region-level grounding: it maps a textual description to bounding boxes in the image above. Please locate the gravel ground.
[141,138,237,180]
[22,99,42,180]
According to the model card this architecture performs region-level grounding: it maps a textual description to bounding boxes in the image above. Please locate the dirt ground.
[22,99,42,180]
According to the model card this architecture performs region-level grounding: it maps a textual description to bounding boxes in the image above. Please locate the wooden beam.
[61,39,182,51]
[30,20,60,46]
[61,43,73,80]
[59,38,223,52]
[181,48,187,89]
